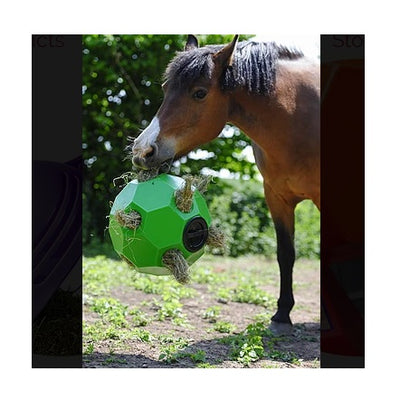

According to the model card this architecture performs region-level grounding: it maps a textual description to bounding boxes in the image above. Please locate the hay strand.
[115,209,142,229]
[113,168,160,187]
[175,175,195,213]
[162,249,191,284]
[192,175,212,194]
[206,225,226,249]
[113,171,137,187]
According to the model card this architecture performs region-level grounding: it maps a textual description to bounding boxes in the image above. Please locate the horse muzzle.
[131,140,176,171]
[131,143,158,170]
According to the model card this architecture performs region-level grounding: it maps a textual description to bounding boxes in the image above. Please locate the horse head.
[131,35,239,170]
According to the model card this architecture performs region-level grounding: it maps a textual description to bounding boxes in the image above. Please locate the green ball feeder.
[109,174,212,282]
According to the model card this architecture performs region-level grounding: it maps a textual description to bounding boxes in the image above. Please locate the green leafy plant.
[158,342,189,364]
[91,297,129,327]
[231,282,274,307]
[191,265,226,285]
[215,287,232,303]
[84,342,94,355]
[129,307,151,327]
[196,362,217,368]
[267,350,300,364]
[213,321,237,334]
[187,350,206,363]
[129,328,154,343]
[153,295,188,326]
[220,322,274,366]
[159,346,207,365]
[202,306,221,322]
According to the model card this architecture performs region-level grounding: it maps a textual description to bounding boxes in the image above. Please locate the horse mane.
[164,40,304,96]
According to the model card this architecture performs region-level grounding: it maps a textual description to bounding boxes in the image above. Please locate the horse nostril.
[144,146,154,159]
[144,145,156,159]
[132,145,158,169]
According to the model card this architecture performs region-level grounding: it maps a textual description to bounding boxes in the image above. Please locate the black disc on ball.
[183,217,209,252]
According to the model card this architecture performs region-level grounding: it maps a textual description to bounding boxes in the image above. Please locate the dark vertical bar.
[320,35,365,368]
[32,35,83,367]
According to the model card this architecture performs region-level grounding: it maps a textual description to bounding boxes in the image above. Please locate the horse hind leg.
[263,183,297,335]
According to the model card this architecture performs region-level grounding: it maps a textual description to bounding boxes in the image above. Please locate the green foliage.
[295,200,321,258]
[202,306,222,322]
[83,34,183,243]
[220,322,302,366]
[204,178,275,257]
[213,321,237,334]
[130,328,154,343]
[191,265,226,284]
[129,307,151,327]
[158,337,208,365]
[158,337,190,363]
[83,255,133,296]
[186,350,207,364]
[220,322,272,366]
[267,349,299,364]
[159,346,207,365]
[153,296,188,326]
[150,286,195,326]
[204,179,320,258]
[131,273,196,298]
[231,282,275,307]
[91,297,129,327]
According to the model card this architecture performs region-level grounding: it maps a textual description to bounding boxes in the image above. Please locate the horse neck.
[227,89,289,155]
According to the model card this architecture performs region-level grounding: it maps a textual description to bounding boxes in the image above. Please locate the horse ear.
[185,35,199,51]
[213,35,239,68]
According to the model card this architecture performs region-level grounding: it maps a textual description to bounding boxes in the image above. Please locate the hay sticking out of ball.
[113,171,136,187]
[175,175,195,213]
[115,209,142,229]
[175,174,212,213]
[162,249,191,284]
[206,225,226,249]
[192,175,212,194]
[113,168,160,187]
[136,167,160,182]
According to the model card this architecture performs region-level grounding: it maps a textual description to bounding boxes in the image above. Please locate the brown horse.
[131,35,320,333]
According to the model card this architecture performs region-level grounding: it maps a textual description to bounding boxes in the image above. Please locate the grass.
[83,253,319,367]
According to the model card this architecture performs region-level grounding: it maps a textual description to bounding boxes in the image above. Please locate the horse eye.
[192,89,208,100]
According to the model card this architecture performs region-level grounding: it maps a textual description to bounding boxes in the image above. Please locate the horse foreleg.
[263,183,296,334]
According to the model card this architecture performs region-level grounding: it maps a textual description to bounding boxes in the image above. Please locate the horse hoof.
[269,321,293,336]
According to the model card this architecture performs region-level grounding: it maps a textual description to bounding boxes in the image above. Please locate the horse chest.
[259,151,319,203]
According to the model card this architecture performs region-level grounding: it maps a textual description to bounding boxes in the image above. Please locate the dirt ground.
[83,256,320,368]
